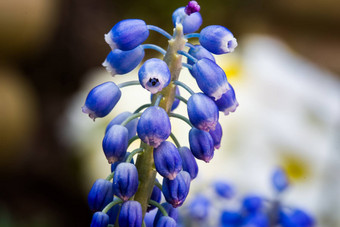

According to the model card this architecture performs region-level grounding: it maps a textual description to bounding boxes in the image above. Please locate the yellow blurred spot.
[215,54,242,85]
[279,152,311,182]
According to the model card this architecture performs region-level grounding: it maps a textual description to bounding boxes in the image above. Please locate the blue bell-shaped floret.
[272,167,289,193]
[188,194,211,220]
[199,25,238,54]
[221,210,242,226]
[213,180,235,199]
[154,141,182,180]
[187,45,215,76]
[209,122,223,149]
[172,7,202,34]
[105,111,138,140]
[137,106,171,148]
[162,171,191,208]
[154,202,178,227]
[147,179,162,212]
[102,124,128,164]
[105,19,149,51]
[156,216,177,227]
[145,209,158,227]
[88,179,113,211]
[280,208,314,227]
[112,163,138,201]
[118,201,143,227]
[82,82,121,120]
[178,146,198,180]
[102,46,145,76]
[139,58,171,94]
[187,93,219,131]
[213,83,239,115]
[242,195,264,214]
[91,212,109,227]
[189,127,214,163]
[191,58,230,101]
[242,213,269,227]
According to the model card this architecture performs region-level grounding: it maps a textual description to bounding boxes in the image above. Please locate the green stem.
[173,80,195,95]
[149,200,168,217]
[126,148,144,163]
[105,172,114,181]
[134,104,151,114]
[169,113,193,127]
[121,113,142,126]
[154,94,164,107]
[118,80,140,89]
[155,180,162,191]
[175,95,188,104]
[128,135,140,147]
[170,132,181,148]
[102,198,123,214]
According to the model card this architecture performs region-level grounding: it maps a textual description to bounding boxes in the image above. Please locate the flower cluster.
[178,168,315,227]
[82,1,239,226]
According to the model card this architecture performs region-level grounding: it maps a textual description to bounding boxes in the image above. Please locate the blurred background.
[0,0,339,226]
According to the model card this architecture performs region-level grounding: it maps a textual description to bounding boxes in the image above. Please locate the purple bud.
[213,180,235,199]
[154,203,179,227]
[154,141,182,180]
[82,82,121,120]
[102,46,145,76]
[119,201,143,227]
[213,83,239,115]
[189,128,214,163]
[106,112,138,140]
[199,25,238,54]
[88,179,113,211]
[188,194,211,220]
[156,216,177,227]
[272,167,289,193]
[192,58,230,101]
[91,212,109,227]
[185,1,200,15]
[187,93,219,131]
[139,58,171,94]
[137,106,171,148]
[113,163,138,201]
[172,7,202,34]
[178,146,198,180]
[102,125,128,164]
[147,180,162,212]
[209,122,223,149]
[105,19,149,51]
[162,171,191,208]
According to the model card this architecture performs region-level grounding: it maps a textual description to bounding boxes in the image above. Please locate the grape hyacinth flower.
[139,58,171,94]
[82,81,121,120]
[83,1,240,225]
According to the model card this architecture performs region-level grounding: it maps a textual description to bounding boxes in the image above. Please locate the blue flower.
[187,45,215,76]
[102,46,145,76]
[90,212,109,227]
[272,167,289,193]
[209,122,223,149]
[102,125,128,164]
[118,201,143,227]
[105,111,138,140]
[139,58,171,94]
[178,146,198,180]
[82,82,121,120]
[172,7,202,34]
[105,19,149,51]
[154,141,182,180]
[162,171,191,208]
[147,180,162,212]
[189,127,214,163]
[199,25,238,54]
[221,210,242,226]
[88,179,113,211]
[213,83,239,115]
[145,208,158,227]
[191,58,230,101]
[156,216,177,227]
[213,180,235,199]
[188,194,211,220]
[243,213,269,227]
[280,209,315,227]
[242,195,264,214]
[137,106,171,148]
[112,163,139,201]
[187,93,219,131]
[154,202,179,227]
